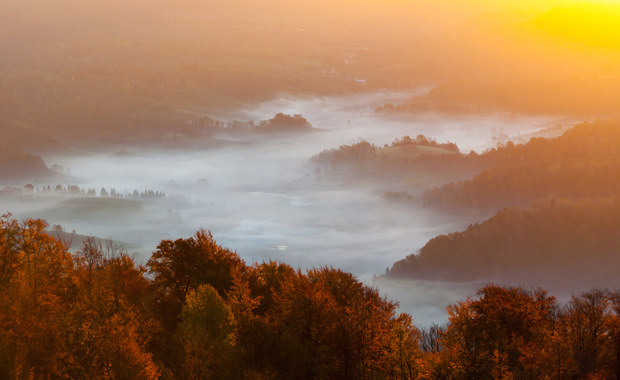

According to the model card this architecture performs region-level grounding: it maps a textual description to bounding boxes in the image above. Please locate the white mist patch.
[373,277,485,328]
[238,91,570,153]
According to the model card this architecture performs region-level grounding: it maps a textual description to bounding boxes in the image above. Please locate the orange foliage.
[3,215,620,378]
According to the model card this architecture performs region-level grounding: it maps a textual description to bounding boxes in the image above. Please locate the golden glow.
[532,2,620,47]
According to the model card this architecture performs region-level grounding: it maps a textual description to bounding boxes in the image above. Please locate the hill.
[0,143,51,180]
[423,120,620,210]
[388,197,620,289]
[311,135,473,187]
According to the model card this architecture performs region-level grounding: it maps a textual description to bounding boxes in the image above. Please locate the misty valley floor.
[1,93,571,326]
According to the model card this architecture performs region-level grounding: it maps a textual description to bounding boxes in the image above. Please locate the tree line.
[184,113,313,136]
[2,214,620,379]
[0,184,166,200]
[313,135,460,165]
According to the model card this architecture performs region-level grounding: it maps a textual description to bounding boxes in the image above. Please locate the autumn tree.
[0,217,159,378]
[147,230,245,328]
[0,216,75,378]
[177,284,239,379]
[226,262,293,376]
[388,313,424,380]
[607,290,620,378]
[440,284,557,379]
[146,230,245,372]
[309,267,397,379]
[561,289,614,378]
[270,268,336,379]
[68,237,160,379]
[267,267,401,379]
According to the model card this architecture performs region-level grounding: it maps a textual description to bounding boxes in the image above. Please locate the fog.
[1,91,569,326]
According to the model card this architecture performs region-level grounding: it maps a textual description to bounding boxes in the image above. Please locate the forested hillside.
[0,143,50,180]
[388,197,620,287]
[311,135,477,186]
[2,215,620,379]
[315,120,620,209]
[423,120,620,210]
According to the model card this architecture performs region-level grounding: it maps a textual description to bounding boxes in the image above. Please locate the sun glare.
[532,1,620,47]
